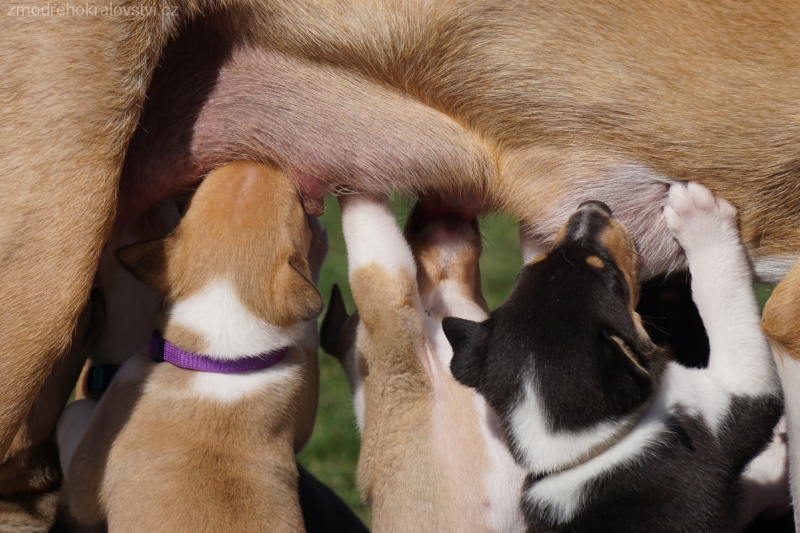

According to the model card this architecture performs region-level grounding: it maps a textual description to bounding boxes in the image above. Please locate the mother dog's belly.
[502,153,681,280]
[118,36,493,224]
[502,152,798,283]
[118,32,798,282]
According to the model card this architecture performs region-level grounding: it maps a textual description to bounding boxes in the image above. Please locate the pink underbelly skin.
[118,39,493,227]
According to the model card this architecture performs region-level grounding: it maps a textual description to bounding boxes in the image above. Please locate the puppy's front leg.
[340,195,438,532]
[666,182,785,525]
[340,195,426,383]
[664,182,779,397]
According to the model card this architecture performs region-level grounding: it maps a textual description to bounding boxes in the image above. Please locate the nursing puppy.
[445,183,783,532]
[322,196,525,532]
[58,198,322,464]
[59,161,323,532]
[7,5,800,509]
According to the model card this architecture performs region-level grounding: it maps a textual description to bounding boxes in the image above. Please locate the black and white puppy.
[444,183,783,533]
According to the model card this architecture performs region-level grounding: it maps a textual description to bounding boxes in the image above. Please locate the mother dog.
[2,0,799,517]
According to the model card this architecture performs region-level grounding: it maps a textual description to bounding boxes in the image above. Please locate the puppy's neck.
[508,382,651,477]
[163,278,303,361]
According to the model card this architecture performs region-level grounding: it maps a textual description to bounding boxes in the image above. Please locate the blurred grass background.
[297,195,776,528]
[297,196,522,526]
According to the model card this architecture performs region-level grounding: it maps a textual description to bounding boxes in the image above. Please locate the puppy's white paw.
[664,182,738,256]
[339,194,415,275]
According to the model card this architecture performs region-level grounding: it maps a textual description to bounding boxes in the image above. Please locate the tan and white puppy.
[58,198,323,465]
[323,196,525,532]
[58,161,323,532]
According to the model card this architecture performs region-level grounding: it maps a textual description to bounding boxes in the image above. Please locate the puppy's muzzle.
[577,200,612,216]
[555,200,616,247]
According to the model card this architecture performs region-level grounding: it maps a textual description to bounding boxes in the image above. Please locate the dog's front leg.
[664,182,780,398]
[340,195,443,533]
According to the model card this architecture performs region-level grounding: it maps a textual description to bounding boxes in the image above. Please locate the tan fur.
[340,208,494,532]
[763,263,800,359]
[0,4,181,457]
[599,219,641,309]
[4,1,800,509]
[67,357,304,532]
[63,162,316,532]
[586,256,605,269]
[0,491,59,533]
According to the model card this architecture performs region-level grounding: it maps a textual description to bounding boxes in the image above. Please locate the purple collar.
[149,332,289,374]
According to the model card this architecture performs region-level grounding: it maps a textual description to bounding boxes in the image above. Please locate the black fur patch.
[523,396,783,533]
[446,236,666,439]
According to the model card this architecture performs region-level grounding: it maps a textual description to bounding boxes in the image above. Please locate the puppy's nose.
[577,201,612,217]
[555,200,614,245]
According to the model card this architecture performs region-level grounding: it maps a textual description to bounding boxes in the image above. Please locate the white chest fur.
[167,279,303,402]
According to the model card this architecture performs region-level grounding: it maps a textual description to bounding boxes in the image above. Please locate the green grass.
[297,196,522,527]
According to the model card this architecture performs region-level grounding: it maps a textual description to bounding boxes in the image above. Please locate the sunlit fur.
[4,1,800,512]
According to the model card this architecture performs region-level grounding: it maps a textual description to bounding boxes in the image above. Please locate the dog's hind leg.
[762,258,800,527]
[0,12,178,459]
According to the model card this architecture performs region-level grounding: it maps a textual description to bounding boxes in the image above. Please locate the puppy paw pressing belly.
[445,187,782,533]
[664,181,739,256]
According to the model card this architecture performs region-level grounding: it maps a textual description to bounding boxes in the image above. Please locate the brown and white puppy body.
[445,184,783,532]
[58,199,323,470]
[5,1,800,520]
[326,196,525,532]
[58,161,323,532]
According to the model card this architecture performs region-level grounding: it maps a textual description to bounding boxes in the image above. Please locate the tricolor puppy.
[322,196,525,532]
[445,183,783,532]
[58,161,323,532]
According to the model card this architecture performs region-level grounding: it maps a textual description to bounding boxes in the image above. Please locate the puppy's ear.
[320,284,349,356]
[115,238,170,294]
[280,254,324,322]
[599,331,655,411]
[444,317,489,390]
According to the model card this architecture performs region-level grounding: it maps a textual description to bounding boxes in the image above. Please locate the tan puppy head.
[116,161,323,329]
[404,200,486,312]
